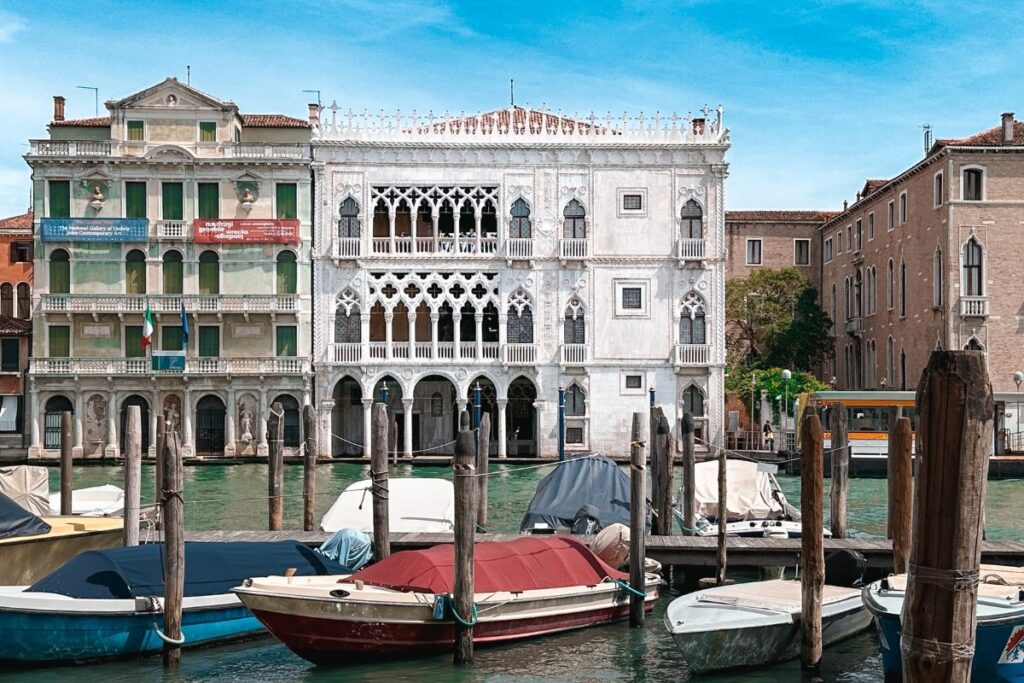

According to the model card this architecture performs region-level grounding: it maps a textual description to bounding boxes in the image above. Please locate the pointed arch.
[563,296,586,344]
[962,236,984,296]
[563,199,586,238]
[964,336,984,351]
[680,198,703,239]
[681,383,706,417]
[933,247,943,308]
[338,196,361,238]
[510,198,532,239]
[679,291,707,345]
[507,288,534,344]
[886,258,894,310]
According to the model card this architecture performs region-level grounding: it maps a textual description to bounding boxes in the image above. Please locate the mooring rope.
[607,577,647,598]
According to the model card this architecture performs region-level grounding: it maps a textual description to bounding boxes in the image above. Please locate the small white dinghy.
[665,578,871,673]
[48,485,125,517]
[320,478,454,533]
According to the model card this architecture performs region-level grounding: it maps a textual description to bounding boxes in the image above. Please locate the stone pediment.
[144,145,195,161]
[108,77,236,113]
[73,168,114,181]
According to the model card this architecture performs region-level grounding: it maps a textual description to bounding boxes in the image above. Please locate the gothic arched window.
[510,199,532,239]
[679,292,707,345]
[563,297,585,344]
[680,199,703,239]
[962,238,983,296]
[563,200,586,239]
[339,197,361,238]
[682,385,705,417]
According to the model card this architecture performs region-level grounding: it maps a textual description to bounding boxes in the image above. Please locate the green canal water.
[4,462,1019,682]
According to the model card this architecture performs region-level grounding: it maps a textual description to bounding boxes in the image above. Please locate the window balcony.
[503,343,537,365]
[844,316,863,337]
[28,140,112,157]
[27,140,309,160]
[331,238,361,260]
[40,293,299,317]
[154,220,190,240]
[325,341,505,364]
[560,343,588,366]
[505,238,533,261]
[674,343,710,367]
[960,296,989,317]
[559,238,589,262]
[676,238,706,262]
[31,356,309,376]
[222,143,309,160]
[369,235,499,256]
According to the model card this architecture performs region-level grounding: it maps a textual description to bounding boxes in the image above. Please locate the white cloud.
[0,10,26,43]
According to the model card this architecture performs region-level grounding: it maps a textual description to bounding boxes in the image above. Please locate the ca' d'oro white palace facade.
[311,105,730,458]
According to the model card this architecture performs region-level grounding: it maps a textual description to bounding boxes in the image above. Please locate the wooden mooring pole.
[267,402,284,531]
[800,411,825,672]
[154,414,165,531]
[649,407,672,536]
[371,402,390,562]
[681,413,696,535]
[629,412,647,627]
[123,405,142,547]
[476,413,491,530]
[902,351,992,682]
[829,402,849,539]
[302,404,318,532]
[716,427,727,585]
[889,416,913,574]
[161,428,184,668]
[59,410,73,515]
[453,418,477,664]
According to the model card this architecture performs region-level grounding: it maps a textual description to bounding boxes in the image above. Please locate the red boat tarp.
[349,536,629,594]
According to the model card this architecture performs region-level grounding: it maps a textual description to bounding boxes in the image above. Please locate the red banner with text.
[193,219,299,244]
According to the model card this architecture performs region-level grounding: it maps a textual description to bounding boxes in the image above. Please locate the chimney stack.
[843,200,848,211]
[308,103,320,128]
[1002,112,1015,144]
[53,96,66,122]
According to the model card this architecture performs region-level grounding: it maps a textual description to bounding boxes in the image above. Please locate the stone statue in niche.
[91,186,105,202]
[239,187,255,205]
[239,406,253,443]
[84,394,108,457]
[236,394,257,455]
[163,395,181,434]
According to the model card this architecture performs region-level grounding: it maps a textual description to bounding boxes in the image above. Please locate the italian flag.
[142,305,154,348]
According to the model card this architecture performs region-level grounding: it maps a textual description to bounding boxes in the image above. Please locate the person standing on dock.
[764,422,775,452]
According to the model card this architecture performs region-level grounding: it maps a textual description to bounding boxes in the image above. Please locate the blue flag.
[180,303,190,349]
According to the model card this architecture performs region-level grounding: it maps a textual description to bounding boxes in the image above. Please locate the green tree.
[725,365,829,426]
[764,287,834,370]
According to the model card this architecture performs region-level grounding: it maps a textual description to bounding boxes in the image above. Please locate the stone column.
[475,210,482,253]
[408,311,416,359]
[257,388,269,457]
[453,313,462,360]
[361,398,373,459]
[74,392,84,457]
[225,390,237,457]
[475,312,483,360]
[384,311,394,360]
[148,393,158,458]
[431,312,439,359]
[182,389,194,457]
[388,209,396,253]
[403,397,414,459]
[498,312,508,362]
[319,399,334,458]
[303,377,312,406]
[360,312,370,362]
[497,398,508,459]
[104,391,118,458]
[28,386,41,458]
[533,399,546,458]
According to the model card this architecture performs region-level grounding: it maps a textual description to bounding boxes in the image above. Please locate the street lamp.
[775,394,782,453]
[750,371,758,437]
[782,369,792,453]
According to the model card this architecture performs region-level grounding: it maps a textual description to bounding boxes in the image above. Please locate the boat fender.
[432,595,447,621]
[152,622,186,646]
[433,594,479,625]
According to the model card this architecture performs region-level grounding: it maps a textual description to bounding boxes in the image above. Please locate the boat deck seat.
[885,564,1023,602]
[696,579,859,612]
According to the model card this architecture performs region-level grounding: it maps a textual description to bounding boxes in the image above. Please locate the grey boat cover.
[519,454,652,533]
[0,490,51,539]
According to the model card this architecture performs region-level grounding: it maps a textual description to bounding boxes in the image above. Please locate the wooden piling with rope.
[154,414,165,530]
[830,402,849,539]
[650,406,672,536]
[889,416,913,574]
[59,411,72,515]
[123,405,142,547]
[476,413,491,530]
[680,413,696,535]
[800,410,825,672]
[453,418,477,664]
[267,401,284,531]
[371,402,390,562]
[629,412,647,627]
[302,404,318,532]
[716,425,727,585]
[902,351,992,682]
[161,426,184,668]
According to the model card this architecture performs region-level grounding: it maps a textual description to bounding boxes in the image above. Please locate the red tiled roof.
[935,120,1024,148]
[0,316,31,336]
[726,210,837,224]
[240,114,310,128]
[0,210,32,231]
[50,116,111,128]
[861,179,888,196]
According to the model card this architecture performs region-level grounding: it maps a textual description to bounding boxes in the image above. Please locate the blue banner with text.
[40,218,149,242]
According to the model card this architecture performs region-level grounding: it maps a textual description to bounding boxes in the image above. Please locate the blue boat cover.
[519,454,652,533]
[27,541,348,599]
[0,490,51,539]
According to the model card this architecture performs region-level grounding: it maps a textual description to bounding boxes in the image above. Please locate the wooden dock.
[183,530,1024,570]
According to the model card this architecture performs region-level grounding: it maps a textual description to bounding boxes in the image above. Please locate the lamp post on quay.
[782,369,792,453]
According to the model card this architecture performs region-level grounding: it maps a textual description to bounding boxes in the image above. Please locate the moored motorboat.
[863,564,1024,682]
[235,536,661,664]
[665,578,871,673]
[0,541,349,664]
[320,478,455,533]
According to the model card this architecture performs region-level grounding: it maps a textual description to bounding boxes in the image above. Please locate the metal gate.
[44,412,62,450]
[283,407,300,447]
[196,407,225,455]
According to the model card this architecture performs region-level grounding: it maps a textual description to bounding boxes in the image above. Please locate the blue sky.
[0,0,1018,218]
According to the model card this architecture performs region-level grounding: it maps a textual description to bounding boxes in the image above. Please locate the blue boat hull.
[875,612,1024,682]
[0,604,262,663]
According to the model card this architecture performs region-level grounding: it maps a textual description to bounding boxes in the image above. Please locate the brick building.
[0,209,34,457]
[725,210,835,290]
[821,112,1024,394]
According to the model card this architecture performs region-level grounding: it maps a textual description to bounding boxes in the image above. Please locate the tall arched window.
[887,259,894,310]
[508,306,534,343]
[844,277,851,320]
[962,238,983,296]
[563,297,585,344]
[276,251,297,295]
[963,168,984,201]
[510,199,532,239]
[16,283,29,319]
[964,337,984,351]
[338,197,360,238]
[867,267,876,314]
[0,283,12,317]
[933,249,943,308]
[565,384,586,417]
[899,260,907,317]
[162,250,183,294]
[680,199,703,239]
[49,249,70,294]
[563,200,586,239]
[682,385,705,417]
[679,292,707,345]
[853,268,863,317]
[125,249,146,295]
[899,347,907,390]
[198,250,219,295]
[887,337,895,385]
[335,289,361,344]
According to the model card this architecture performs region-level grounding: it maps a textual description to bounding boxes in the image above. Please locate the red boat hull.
[252,595,657,664]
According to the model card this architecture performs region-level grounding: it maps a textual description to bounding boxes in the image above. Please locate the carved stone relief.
[162,395,182,435]
[236,393,258,455]
[84,393,107,457]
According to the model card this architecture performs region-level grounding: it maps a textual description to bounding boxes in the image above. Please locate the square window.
[616,188,647,217]
[198,326,219,357]
[126,120,145,142]
[566,426,584,444]
[199,121,217,143]
[621,287,642,309]
[746,238,762,265]
[622,194,642,210]
[614,279,649,316]
[0,338,18,372]
[625,375,642,389]
[794,239,810,266]
[10,242,31,263]
[49,180,70,218]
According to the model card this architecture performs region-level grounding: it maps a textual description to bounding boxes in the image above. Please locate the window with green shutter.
[0,338,19,372]
[162,325,183,351]
[276,326,297,357]
[162,250,183,294]
[49,326,70,357]
[125,181,147,218]
[125,326,144,357]
[126,120,145,141]
[198,183,219,219]
[162,182,183,221]
[49,249,70,294]
[199,121,217,143]
[198,326,219,357]
[198,250,219,294]
[49,181,70,218]
[276,251,297,294]
[276,183,297,220]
